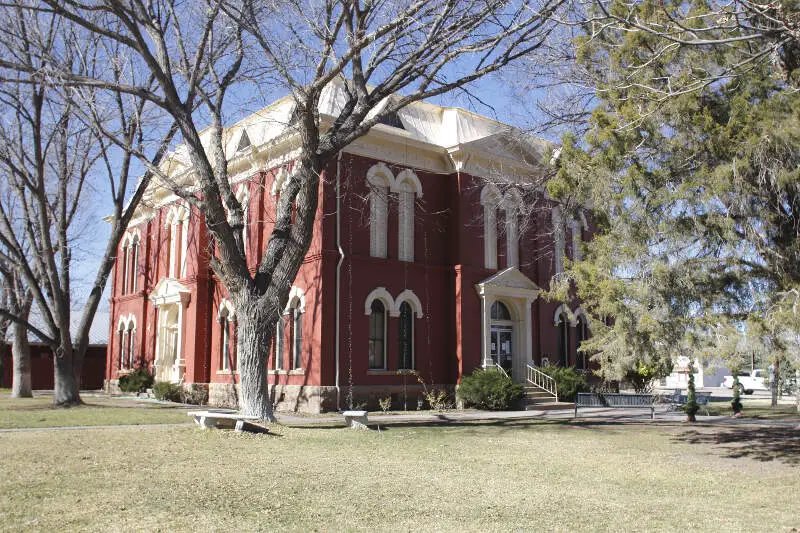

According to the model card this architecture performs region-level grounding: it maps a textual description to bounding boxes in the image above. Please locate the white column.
[174,303,185,382]
[525,299,533,365]
[481,295,493,368]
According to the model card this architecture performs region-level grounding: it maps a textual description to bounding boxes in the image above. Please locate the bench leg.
[574,405,578,418]
[651,407,655,420]
[235,420,245,432]
[199,416,211,430]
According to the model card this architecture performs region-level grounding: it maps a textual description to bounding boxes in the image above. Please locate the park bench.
[187,410,265,432]
[342,410,369,429]
[574,393,656,420]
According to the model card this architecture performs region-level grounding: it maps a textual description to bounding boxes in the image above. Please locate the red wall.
[2,344,107,390]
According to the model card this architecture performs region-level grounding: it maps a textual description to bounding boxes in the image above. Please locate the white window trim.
[367,163,393,259]
[394,169,422,263]
[503,190,522,269]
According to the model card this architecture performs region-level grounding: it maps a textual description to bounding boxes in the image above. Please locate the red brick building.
[107,91,591,411]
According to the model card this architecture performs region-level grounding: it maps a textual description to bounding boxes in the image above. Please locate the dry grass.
[0,392,191,429]
[1,417,799,531]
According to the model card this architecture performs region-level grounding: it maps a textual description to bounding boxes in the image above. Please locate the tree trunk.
[53,348,81,406]
[235,302,276,422]
[11,318,32,397]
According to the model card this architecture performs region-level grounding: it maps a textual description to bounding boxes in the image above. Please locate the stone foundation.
[205,383,456,413]
[105,379,121,395]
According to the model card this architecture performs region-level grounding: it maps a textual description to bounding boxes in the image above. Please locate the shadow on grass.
[675,426,800,466]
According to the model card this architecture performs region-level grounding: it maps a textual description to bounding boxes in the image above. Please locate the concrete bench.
[343,410,369,429]
[187,410,265,432]
[575,393,655,419]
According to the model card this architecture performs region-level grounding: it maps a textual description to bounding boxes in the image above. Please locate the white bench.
[187,410,265,432]
[343,410,369,429]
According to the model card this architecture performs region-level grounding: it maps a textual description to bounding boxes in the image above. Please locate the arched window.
[129,234,140,293]
[218,301,236,371]
[480,185,500,270]
[369,300,387,369]
[231,184,250,256]
[552,206,565,275]
[118,323,126,370]
[575,314,589,370]
[127,324,136,369]
[395,169,422,263]
[274,316,284,371]
[165,205,189,278]
[291,304,303,370]
[557,311,570,367]
[491,301,511,321]
[398,302,414,369]
[367,163,392,259]
[503,190,522,268]
[120,243,130,295]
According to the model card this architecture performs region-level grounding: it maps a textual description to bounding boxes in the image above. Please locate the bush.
[457,369,523,410]
[152,381,182,402]
[538,366,588,402]
[118,368,154,393]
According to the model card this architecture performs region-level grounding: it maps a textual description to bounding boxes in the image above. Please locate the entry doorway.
[490,301,514,373]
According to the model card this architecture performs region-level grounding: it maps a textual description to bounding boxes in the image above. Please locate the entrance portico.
[475,268,540,382]
[149,278,191,383]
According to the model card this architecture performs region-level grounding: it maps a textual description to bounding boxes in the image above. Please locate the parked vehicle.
[722,370,768,393]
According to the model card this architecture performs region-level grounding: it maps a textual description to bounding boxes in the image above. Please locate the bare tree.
[2,0,569,419]
[0,264,33,397]
[0,10,177,406]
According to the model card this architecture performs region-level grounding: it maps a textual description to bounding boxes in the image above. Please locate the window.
[480,185,500,270]
[292,306,303,370]
[552,206,565,275]
[369,300,387,369]
[218,306,236,372]
[120,245,129,295]
[571,219,582,261]
[398,302,414,369]
[503,190,521,268]
[233,184,250,255]
[557,312,570,367]
[395,170,422,263]
[165,205,189,278]
[274,316,284,370]
[130,235,139,293]
[118,326,125,370]
[367,163,392,259]
[491,301,511,321]
[127,327,136,368]
[117,315,136,370]
[575,314,589,370]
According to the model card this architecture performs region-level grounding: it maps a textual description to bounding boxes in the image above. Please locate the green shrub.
[539,366,588,402]
[457,369,523,410]
[118,368,154,393]
[153,381,182,402]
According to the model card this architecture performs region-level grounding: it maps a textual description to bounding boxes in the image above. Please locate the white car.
[722,370,768,393]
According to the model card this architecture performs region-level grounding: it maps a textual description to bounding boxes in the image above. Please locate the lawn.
[705,397,800,420]
[1,412,798,531]
[0,391,191,429]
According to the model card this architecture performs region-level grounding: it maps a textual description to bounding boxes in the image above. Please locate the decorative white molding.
[364,287,394,316]
[217,298,236,322]
[572,307,590,329]
[149,277,192,307]
[285,286,306,314]
[392,289,424,318]
[553,303,575,326]
[393,169,423,197]
[366,162,394,188]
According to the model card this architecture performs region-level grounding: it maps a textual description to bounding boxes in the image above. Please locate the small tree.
[683,362,699,423]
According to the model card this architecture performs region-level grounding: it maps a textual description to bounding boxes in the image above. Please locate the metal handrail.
[526,364,558,402]
[493,362,510,379]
